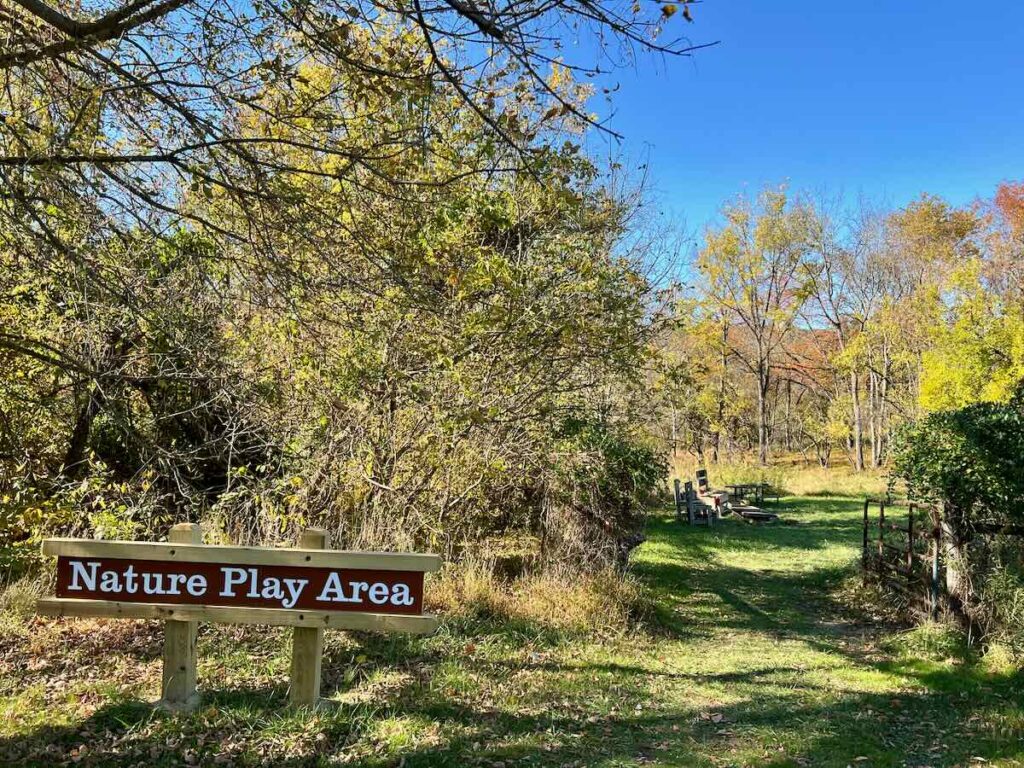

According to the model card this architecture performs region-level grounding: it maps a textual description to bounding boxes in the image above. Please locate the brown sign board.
[38,538,440,633]
[55,557,425,613]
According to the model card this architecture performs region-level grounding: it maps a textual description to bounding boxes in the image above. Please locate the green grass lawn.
[2,497,1023,766]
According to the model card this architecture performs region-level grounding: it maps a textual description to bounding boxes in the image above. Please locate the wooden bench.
[726,482,780,506]
[674,480,718,526]
[696,468,730,513]
[675,470,782,525]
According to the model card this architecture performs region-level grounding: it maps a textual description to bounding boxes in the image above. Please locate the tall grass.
[667,454,892,498]
[427,559,648,637]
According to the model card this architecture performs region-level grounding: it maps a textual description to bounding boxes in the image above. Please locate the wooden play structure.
[861,499,940,618]
[862,498,1024,621]
[674,469,780,525]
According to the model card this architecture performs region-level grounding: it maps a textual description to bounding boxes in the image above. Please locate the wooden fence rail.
[863,499,1024,625]
[862,499,941,620]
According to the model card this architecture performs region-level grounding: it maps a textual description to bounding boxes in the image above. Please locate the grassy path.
[2,497,1024,766]
[628,498,1024,766]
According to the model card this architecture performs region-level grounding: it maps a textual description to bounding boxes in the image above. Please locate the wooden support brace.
[931,505,942,621]
[159,523,202,711]
[289,528,328,707]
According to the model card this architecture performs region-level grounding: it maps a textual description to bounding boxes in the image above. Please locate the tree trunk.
[941,517,973,618]
[868,370,880,467]
[850,369,865,471]
[877,344,891,466]
[711,323,728,464]
[63,382,104,479]
[757,364,769,465]
[784,380,792,453]
[670,406,678,459]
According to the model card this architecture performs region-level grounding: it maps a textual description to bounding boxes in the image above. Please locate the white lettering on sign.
[220,567,248,598]
[68,560,98,591]
[391,583,414,606]
[217,567,310,609]
[283,578,306,608]
[124,565,139,593]
[317,572,360,603]
[62,559,419,611]
[186,574,207,596]
[68,560,210,598]
[315,573,414,607]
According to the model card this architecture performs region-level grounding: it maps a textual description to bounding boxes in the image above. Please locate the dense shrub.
[890,385,1024,647]
[1,139,669,574]
[890,386,1024,523]
[544,417,667,568]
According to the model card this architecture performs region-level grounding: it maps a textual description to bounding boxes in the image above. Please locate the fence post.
[877,501,885,572]
[862,499,869,575]
[931,510,941,621]
[673,479,682,521]
[290,528,328,707]
[906,506,915,586]
[159,522,202,711]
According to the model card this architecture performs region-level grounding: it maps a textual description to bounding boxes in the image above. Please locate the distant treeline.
[662,183,1024,469]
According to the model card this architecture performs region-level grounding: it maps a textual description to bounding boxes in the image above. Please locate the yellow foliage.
[919,260,1024,411]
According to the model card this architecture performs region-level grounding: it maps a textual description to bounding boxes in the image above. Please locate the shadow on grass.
[634,499,874,643]
[650,497,869,554]
[5,658,1021,767]
[4,495,1022,766]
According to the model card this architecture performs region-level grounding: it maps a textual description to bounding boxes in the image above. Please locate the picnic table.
[725,483,777,505]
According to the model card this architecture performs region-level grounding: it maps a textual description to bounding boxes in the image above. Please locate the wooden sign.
[37,526,440,709]
[39,537,439,631]
[55,556,423,613]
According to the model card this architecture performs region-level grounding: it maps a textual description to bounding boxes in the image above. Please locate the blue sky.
[583,0,1024,230]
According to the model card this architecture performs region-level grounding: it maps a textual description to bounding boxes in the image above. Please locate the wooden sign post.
[163,522,202,709]
[290,528,328,707]
[37,527,440,710]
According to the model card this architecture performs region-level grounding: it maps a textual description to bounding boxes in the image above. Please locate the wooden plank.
[290,529,326,707]
[737,512,779,523]
[930,529,941,621]
[160,523,201,711]
[42,538,441,572]
[36,597,439,634]
[878,500,885,561]
[907,513,915,567]
[868,499,913,509]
